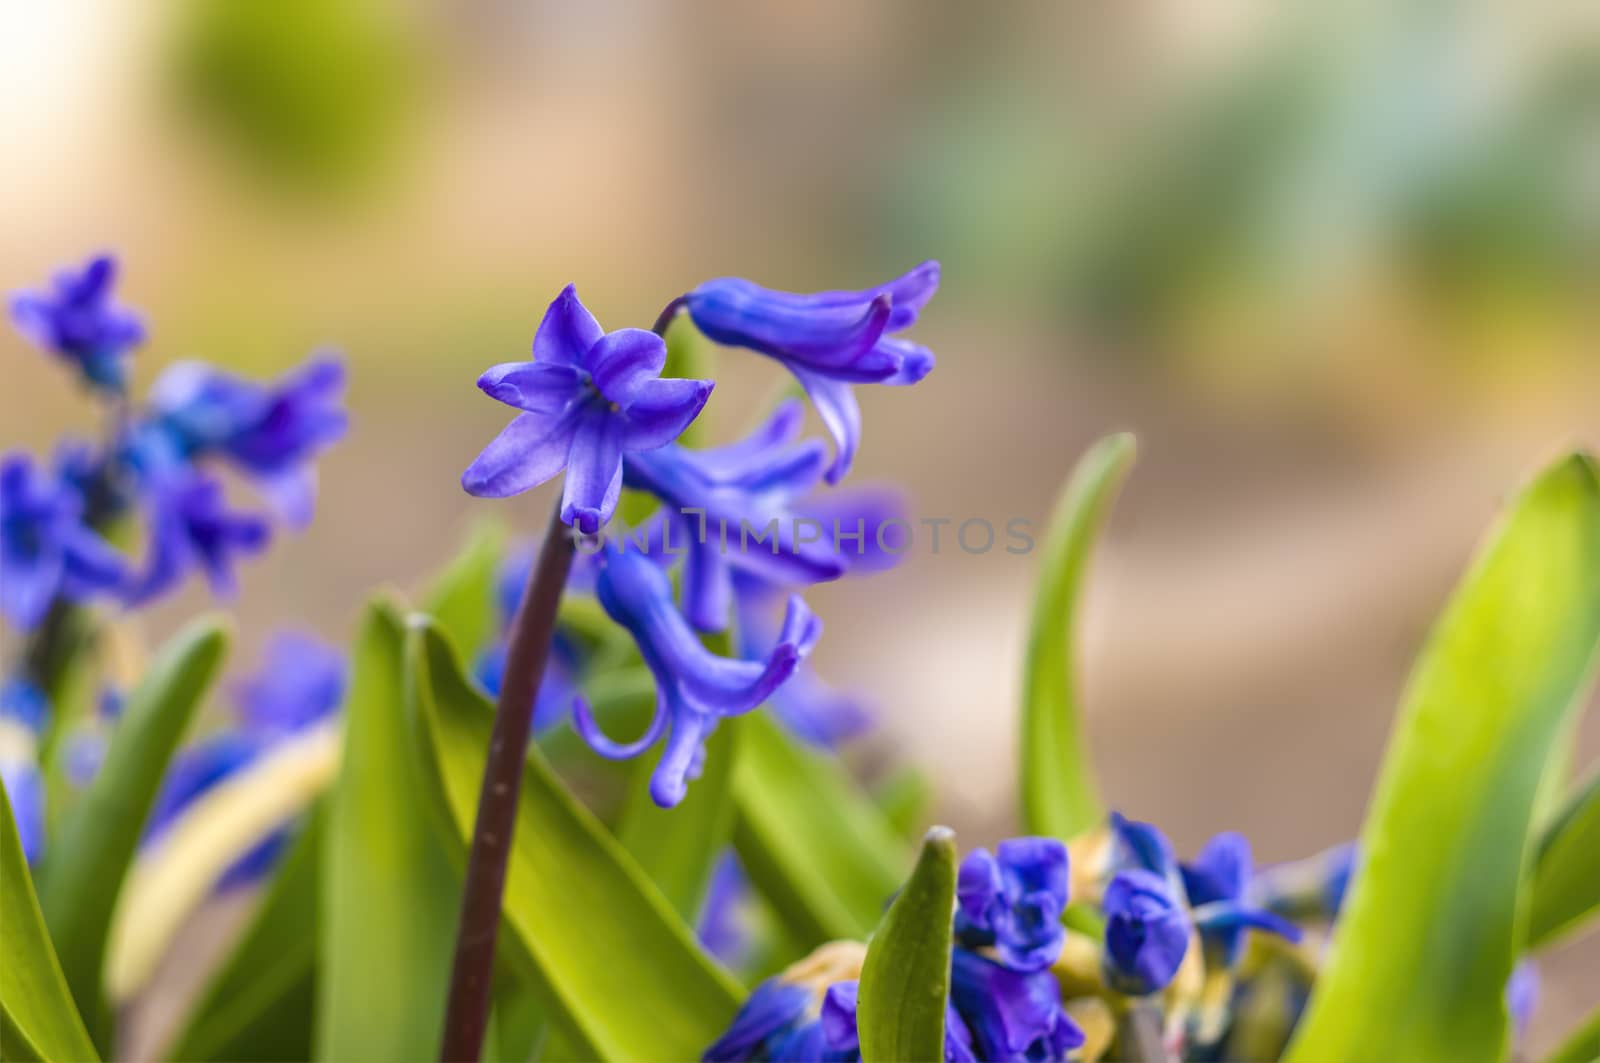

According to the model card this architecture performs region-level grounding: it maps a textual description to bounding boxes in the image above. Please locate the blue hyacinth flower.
[463,285,714,533]
[1180,832,1302,967]
[0,679,50,864]
[127,470,271,605]
[817,979,978,1063]
[949,948,1085,1061]
[1,451,126,630]
[577,542,819,807]
[956,837,1071,973]
[684,262,938,483]
[703,942,866,1062]
[9,253,145,392]
[734,580,872,748]
[146,354,348,527]
[1102,868,1192,996]
[695,851,754,969]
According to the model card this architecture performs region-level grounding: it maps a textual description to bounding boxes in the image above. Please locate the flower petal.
[532,284,603,366]
[587,327,667,406]
[477,362,585,414]
[650,705,712,808]
[793,370,861,485]
[560,411,625,533]
[572,690,669,759]
[620,377,713,451]
[461,408,580,498]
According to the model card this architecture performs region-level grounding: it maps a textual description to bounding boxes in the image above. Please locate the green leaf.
[1527,766,1600,948]
[1019,433,1136,839]
[318,600,461,1062]
[0,783,100,1063]
[617,721,740,921]
[1541,1002,1600,1063]
[733,712,911,945]
[37,616,229,1044]
[1285,453,1600,1063]
[424,519,508,663]
[858,827,957,1063]
[405,616,741,1060]
[164,806,323,1062]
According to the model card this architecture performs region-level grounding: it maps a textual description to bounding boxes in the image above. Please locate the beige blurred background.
[2,1,1597,1052]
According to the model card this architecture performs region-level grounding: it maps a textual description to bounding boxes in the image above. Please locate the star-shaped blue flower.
[127,470,271,605]
[10,254,145,392]
[0,452,126,630]
[463,285,714,533]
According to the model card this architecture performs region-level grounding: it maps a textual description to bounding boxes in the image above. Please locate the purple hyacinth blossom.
[955,837,1071,972]
[949,948,1085,1061]
[127,470,271,605]
[695,851,754,968]
[577,542,819,807]
[702,978,845,1063]
[145,354,348,527]
[1,452,126,630]
[683,262,939,483]
[232,631,347,733]
[1102,869,1192,996]
[9,254,145,392]
[1181,832,1301,966]
[462,285,714,534]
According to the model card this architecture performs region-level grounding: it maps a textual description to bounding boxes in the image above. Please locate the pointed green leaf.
[37,616,229,1044]
[1,783,99,1062]
[618,721,739,921]
[319,600,460,1061]
[1541,1002,1600,1063]
[164,807,323,1062]
[405,616,741,1061]
[1527,767,1600,949]
[1020,433,1136,839]
[733,712,911,945]
[858,827,957,1063]
[423,520,508,664]
[1286,454,1600,1063]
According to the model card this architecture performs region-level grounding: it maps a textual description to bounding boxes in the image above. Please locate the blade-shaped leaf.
[1527,767,1600,949]
[1,782,99,1063]
[423,520,508,664]
[37,616,229,1044]
[319,600,461,1061]
[858,827,957,1063]
[405,616,741,1061]
[733,712,910,945]
[1020,433,1136,839]
[1286,453,1600,1063]
[1541,1002,1600,1063]
[617,721,740,921]
[163,806,323,1062]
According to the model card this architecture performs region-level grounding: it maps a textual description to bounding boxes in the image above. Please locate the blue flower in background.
[146,354,348,526]
[702,942,866,1062]
[126,470,271,605]
[1,452,125,630]
[463,285,714,533]
[696,851,754,968]
[473,543,587,731]
[1181,832,1301,967]
[578,542,818,807]
[0,679,50,864]
[956,837,1071,972]
[9,253,145,392]
[950,948,1084,1061]
[734,580,872,747]
[684,262,939,483]
[1102,868,1192,996]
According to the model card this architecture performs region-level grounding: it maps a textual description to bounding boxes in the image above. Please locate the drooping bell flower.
[949,948,1085,1061]
[0,451,126,630]
[0,679,49,863]
[9,253,145,392]
[145,354,348,526]
[702,941,865,1062]
[1180,832,1301,968]
[127,469,271,604]
[576,542,818,807]
[955,837,1071,972]
[463,285,714,533]
[683,262,939,483]
[623,399,844,631]
[1101,869,1192,996]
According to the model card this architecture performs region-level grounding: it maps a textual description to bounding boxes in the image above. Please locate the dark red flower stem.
[438,501,576,1062]
[650,295,688,338]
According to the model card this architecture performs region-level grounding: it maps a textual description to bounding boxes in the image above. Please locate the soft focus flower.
[232,631,347,733]
[576,543,819,807]
[145,355,348,526]
[472,543,586,731]
[1507,961,1538,1042]
[1102,868,1192,996]
[127,470,271,604]
[9,253,145,392]
[955,837,1070,972]
[733,581,872,747]
[1250,841,1358,921]
[1,452,125,630]
[695,850,754,968]
[683,262,939,483]
[463,285,713,533]
[0,679,49,863]
[1180,832,1301,967]
[702,942,865,1062]
[949,948,1085,1061]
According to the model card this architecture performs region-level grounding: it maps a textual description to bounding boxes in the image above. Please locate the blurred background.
[2,0,1597,1052]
